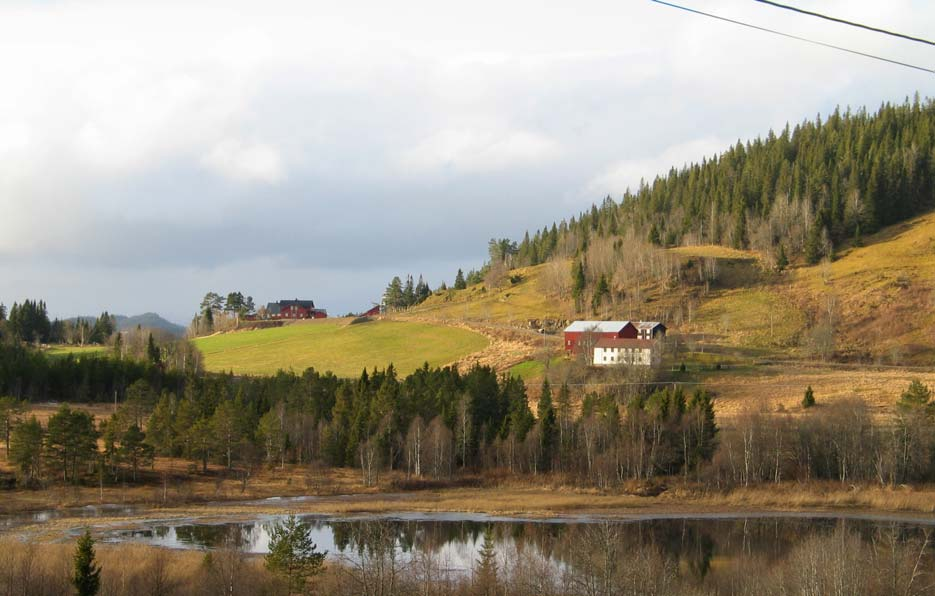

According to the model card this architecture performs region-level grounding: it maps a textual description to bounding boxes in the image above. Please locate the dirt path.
[398,316,559,372]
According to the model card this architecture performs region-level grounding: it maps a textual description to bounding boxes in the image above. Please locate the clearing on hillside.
[193,318,489,377]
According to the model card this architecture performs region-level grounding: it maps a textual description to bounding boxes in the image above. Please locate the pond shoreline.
[5,488,935,544]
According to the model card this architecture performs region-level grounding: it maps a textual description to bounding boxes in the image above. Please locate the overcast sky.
[0,0,932,324]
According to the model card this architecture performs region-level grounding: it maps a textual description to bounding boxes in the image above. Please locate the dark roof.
[266,302,282,315]
[594,338,655,349]
[278,299,316,308]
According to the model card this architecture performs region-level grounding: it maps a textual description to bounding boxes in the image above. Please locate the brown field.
[699,363,935,420]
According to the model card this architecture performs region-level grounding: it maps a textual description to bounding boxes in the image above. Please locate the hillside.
[405,211,935,420]
[116,313,185,336]
[192,318,489,377]
[416,211,935,364]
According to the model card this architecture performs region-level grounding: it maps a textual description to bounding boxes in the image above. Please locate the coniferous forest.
[515,97,935,267]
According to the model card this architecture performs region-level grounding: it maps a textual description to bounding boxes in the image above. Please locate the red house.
[361,305,382,317]
[266,299,327,320]
[563,321,637,354]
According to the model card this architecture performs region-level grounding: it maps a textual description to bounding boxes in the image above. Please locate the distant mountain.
[67,312,186,337]
[115,313,186,336]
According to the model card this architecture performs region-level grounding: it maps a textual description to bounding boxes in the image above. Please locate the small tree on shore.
[802,386,816,408]
[72,530,101,596]
[265,514,326,594]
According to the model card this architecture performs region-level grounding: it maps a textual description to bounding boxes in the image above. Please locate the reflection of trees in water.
[127,515,934,587]
[170,522,255,549]
[298,516,934,577]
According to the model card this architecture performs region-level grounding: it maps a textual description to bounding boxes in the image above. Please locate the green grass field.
[45,345,108,358]
[192,319,489,377]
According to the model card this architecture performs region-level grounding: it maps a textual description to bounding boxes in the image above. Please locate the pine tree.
[0,302,6,321]
[454,269,467,290]
[9,415,42,486]
[802,385,816,408]
[265,514,326,594]
[119,424,153,481]
[899,380,931,410]
[72,530,101,596]
[853,222,863,247]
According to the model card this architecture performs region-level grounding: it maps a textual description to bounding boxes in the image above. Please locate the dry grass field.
[698,363,935,420]
[412,264,574,326]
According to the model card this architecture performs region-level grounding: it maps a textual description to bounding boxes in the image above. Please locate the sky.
[0,0,933,324]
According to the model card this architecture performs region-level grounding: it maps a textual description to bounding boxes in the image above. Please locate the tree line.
[190,290,256,336]
[382,274,434,310]
[0,353,716,489]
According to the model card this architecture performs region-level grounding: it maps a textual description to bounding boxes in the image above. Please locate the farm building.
[636,321,666,340]
[361,304,382,317]
[266,299,327,320]
[593,338,659,367]
[563,321,637,354]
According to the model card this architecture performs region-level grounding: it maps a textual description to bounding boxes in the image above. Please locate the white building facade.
[593,338,658,366]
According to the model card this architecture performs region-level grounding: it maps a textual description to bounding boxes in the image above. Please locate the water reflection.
[100,514,935,579]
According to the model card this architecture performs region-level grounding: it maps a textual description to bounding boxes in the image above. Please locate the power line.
[751,0,935,47]
[649,0,935,75]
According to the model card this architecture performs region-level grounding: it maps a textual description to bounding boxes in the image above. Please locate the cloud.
[399,128,561,173]
[202,139,285,184]
[0,0,932,318]
[586,138,728,196]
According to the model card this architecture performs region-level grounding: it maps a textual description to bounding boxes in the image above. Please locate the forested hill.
[504,96,935,270]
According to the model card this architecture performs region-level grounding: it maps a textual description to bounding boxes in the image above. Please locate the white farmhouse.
[593,338,659,367]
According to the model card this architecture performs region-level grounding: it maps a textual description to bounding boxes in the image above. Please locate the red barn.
[563,321,637,354]
[266,299,327,320]
[362,305,382,317]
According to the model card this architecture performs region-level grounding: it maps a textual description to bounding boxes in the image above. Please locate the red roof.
[594,338,655,349]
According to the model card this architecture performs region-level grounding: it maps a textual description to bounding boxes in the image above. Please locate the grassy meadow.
[192,318,489,377]
[44,344,107,358]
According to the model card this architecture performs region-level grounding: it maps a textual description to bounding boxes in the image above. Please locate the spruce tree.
[571,259,586,312]
[475,525,499,595]
[591,274,610,314]
[648,223,661,246]
[804,221,823,264]
[265,514,326,594]
[537,380,557,473]
[802,385,816,408]
[454,269,467,290]
[776,243,788,272]
[403,275,415,307]
[72,530,101,596]
[384,276,404,309]
[147,333,160,365]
